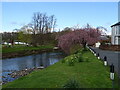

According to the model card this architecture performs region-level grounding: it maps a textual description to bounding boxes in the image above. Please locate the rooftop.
[111,22,120,27]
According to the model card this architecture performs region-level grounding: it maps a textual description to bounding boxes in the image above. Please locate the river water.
[1,51,66,84]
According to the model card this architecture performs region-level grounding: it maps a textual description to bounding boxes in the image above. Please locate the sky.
[1,2,119,34]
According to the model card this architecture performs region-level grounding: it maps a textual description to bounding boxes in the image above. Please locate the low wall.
[99,45,120,51]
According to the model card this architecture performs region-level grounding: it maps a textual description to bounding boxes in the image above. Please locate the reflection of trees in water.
[3,52,65,72]
[42,53,47,67]
[39,54,43,66]
[33,55,37,68]
[46,53,50,67]
[16,58,27,70]
[42,53,50,68]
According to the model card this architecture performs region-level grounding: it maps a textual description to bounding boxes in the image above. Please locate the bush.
[61,59,65,63]
[62,52,85,66]
[70,44,82,54]
[82,47,88,51]
[63,78,80,88]
[66,56,75,66]
[63,55,76,66]
[67,59,74,66]
[77,55,84,62]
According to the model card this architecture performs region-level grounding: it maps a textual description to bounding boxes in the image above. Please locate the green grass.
[3,50,119,88]
[2,45,54,53]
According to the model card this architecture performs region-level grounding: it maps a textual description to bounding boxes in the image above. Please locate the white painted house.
[111,22,120,45]
[95,42,101,47]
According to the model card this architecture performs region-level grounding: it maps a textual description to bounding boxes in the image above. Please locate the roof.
[111,22,120,27]
[98,35,109,41]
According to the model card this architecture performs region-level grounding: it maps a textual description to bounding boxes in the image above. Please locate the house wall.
[95,42,101,47]
[111,25,120,45]
[111,27,115,45]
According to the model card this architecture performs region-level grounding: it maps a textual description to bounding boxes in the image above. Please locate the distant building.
[110,2,120,45]
[111,22,120,45]
[95,42,101,48]
[94,35,109,48]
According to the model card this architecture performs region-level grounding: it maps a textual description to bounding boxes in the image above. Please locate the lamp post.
[110,64,114,89]
[25,67,28,70]
[110,64,114,80]
[97,53,100,59]
[93,51,96,56]
[90,49,92,52]
[104,56,107,66]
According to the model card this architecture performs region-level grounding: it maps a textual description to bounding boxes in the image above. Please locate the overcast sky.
[1,2,119,34]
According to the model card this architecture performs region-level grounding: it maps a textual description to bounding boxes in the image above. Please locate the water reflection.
[2,51,65,83]
[2,52,65,71]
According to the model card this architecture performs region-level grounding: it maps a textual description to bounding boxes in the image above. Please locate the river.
[1,51,66,84]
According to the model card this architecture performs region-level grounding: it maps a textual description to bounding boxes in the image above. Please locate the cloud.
[105,22,111,26]
[10,22,18,25]
[10,22,26,26]
[19,23,26,26]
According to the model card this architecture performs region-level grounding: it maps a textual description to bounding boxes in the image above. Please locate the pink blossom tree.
[58,26,101,54]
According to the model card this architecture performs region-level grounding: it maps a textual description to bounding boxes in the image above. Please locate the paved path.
[90,47,120,78]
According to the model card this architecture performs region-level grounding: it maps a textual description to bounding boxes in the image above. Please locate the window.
[118,36,120,45]
[119,26,120,34]
[116,26,118,34]
[112,27,115,35]
[114,26,116,35]
[112,27,113,35]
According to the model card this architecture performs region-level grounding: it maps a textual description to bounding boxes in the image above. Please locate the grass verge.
[2,45,54,54]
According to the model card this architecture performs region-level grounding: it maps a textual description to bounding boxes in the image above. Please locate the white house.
[95,42,101,47]
[111,22,120,45]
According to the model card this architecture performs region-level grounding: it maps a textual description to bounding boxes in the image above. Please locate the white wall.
[95,42,101,47]
[111,25,120,45]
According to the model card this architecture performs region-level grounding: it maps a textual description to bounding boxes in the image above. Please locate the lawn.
[2,44,54,54]
[3,49,119,88]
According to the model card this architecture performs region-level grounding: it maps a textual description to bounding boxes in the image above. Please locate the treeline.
[2,31,58,46]
[2,12,57,46]
[2,12,107,52]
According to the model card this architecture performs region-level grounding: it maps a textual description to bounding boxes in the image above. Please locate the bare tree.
[32,12,57,34]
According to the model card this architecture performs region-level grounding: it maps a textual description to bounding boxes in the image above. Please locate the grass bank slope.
[3,50,119,88]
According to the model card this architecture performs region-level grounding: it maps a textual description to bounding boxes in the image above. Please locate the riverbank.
[3,49,119,88]
[2,45,56,59]
[2,67,44,85]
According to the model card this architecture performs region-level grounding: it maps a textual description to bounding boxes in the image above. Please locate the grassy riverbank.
[2,45,54,54]
[3,49,119,88]
[2,45,55,59]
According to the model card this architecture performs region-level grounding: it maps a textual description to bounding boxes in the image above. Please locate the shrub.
[70,44,82,54]
[77,55,83,62]
[82,48,88,51]
[66,56,75,66]
[62,52,85,66]
[63,78,80,88]
[74,50,82,54]
[63,55,76,66]
[61,59,65,63]
[67,59,74,66]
